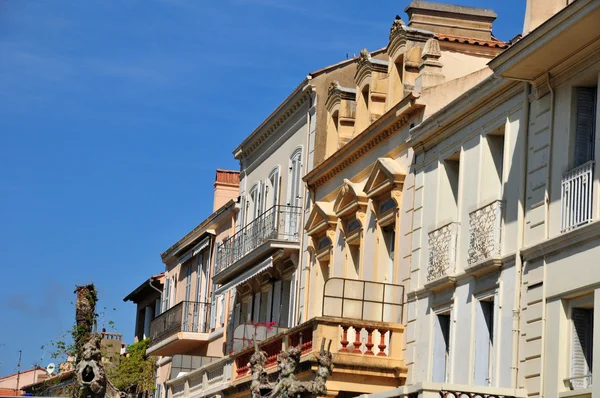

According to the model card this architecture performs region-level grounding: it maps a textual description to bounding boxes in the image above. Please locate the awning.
[177,236,212,266]
[213,257,274,296]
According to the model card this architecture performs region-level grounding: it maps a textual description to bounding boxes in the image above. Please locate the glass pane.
[323,297,343,317]
[342,299,363,319]
[363,302,383,322]
[382,304,401,323]
[384,284,402,304]
[344,280,364,300]
[364,282,383,302]
[325,278,344,297]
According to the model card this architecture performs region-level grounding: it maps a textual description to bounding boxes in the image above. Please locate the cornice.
[305,92,423,190]
[408,76,519,153]
[521,221,600,262]
[161,199,238,261]
[234,83,312,160]
[325,81,356,113]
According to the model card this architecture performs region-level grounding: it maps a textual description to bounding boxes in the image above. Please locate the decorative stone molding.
[364,157,406,199]
[305,94,423,190]
[305,201,337,237]
[334,179,368,219]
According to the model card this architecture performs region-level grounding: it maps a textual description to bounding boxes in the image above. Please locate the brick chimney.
[523,0,568,35]
[405,1,497,41]
[213,169,240,211]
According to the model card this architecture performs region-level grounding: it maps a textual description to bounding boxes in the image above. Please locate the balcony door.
[286,149,302,239]
[193,251,209,333]
[182,263,193,331]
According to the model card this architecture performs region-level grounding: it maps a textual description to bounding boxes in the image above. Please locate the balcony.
[232,322,289,353]
[562,374,593,397]
[561,161,594,233]
[213,205,301,284]
[147,301,210,356]
[366,382,527,398]
[427,222,459,284]
[169,358,233,398]
[467,200,503,274]
[228,278,407,395]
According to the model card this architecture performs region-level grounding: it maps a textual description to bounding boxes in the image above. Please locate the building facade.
[134,1,600,398]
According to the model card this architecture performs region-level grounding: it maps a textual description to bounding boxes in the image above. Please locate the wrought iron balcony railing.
[467,200,503,266]
[561,160,594,233]
[215,205,301,274]
[427,222,459,282]
[149,301,210,346]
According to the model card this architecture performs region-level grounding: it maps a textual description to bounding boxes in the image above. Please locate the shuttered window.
[432,312,451,383]
[574,87,598,167]
[571,307,593,389]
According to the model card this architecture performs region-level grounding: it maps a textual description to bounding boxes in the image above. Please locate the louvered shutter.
[432,314,449,383]
[209,295,217,330]
[574,88,598,167]
[219,295,225,326]
[271,280,283,324]
[571,308,593,389]
[253,292,261,323]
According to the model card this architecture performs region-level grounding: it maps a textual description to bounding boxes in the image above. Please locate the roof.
[123,272,164,302]
[160,198,237,260]
[233,49,386,160]
[0,368,43,382]
[0,388,20,396]
[21,371,74,392]
[437,33,509,49]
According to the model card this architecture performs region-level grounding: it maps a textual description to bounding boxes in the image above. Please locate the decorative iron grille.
[467,200,503,266]
[214,205,301,274]
[427,222,459,282]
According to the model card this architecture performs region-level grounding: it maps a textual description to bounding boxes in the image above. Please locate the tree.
[108,339,155,397]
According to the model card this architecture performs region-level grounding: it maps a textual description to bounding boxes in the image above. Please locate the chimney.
[213,169,240,211]
[522,0,567,35]
[405,1,497,41]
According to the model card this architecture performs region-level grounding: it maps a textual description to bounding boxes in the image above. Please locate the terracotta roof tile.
[437,33,510,48]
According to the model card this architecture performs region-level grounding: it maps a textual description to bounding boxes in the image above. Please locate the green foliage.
[108,339,156,394]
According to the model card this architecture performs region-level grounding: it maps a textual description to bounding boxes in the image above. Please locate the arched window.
[288,148,303,208]
[267,166,280,209]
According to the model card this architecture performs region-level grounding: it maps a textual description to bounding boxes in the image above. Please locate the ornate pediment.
[325,81,356,112]
[305,201,336,237]
[364,158,406,198]
[333,179,368,218]
[389,15,406,41]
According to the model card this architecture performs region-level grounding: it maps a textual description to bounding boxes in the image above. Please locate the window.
[280,278,292,327]
[439,152,461,222]
[348,244,361,279]
[474,297,495,386]
[432,312,451,383]
[268,167,280,208]
[289,149,303,208]
[570,306,593,389]
[573,87,597,168]
[481,127,505,201]
[381,225,396,283]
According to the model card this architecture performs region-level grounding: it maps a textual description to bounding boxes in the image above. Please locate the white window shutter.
[219,295,225,326]
[272,281,283,324]
[209,297,217,330]
[574,87,598,167]
[571,308,593,389]
[253,292,261,323]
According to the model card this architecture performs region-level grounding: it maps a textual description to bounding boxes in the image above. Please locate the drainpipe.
[296,80,314,325]
[513,82,531,388]
[148,279,162,295]
[545,73,555,240]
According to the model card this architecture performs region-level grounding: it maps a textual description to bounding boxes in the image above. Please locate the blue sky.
[0,0,524,375]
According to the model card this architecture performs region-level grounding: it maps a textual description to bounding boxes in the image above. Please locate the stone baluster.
[377,329,388,357]
[340,326,350,353]
[352,326,362,353]
[364,328,375,355]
